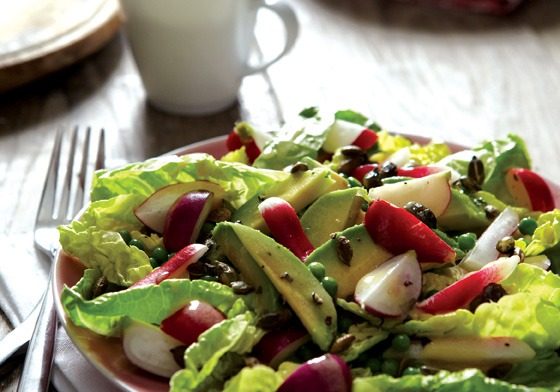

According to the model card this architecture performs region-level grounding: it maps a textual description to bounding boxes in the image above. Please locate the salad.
[59,108,560,391]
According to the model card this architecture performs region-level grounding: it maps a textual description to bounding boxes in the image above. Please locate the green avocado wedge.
[232,167,346,232]
[228,222,337,351]
[300,187,368,247]
[305,224,393,299]
[213,223,281,315]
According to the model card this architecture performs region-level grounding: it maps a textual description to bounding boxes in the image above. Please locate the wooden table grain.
[1,0,560,390]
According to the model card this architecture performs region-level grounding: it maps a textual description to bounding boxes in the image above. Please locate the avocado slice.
[232,167,346,231]
[228,222,337,351]
[305,224,393,299]
[213,223,281,315]
[300,187,368,247]
[438,189,490,232]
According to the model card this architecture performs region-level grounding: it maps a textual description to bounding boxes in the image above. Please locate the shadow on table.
[313,0,560,32]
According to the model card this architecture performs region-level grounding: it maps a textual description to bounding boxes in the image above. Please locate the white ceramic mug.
[119,0,299,115]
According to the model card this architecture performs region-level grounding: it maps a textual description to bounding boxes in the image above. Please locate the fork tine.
[35,130,63,225]
[58,126,79,222]
[96,129,106,171]
[72,127,91,218]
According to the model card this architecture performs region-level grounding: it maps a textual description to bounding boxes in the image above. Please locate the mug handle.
[244,0,299,75]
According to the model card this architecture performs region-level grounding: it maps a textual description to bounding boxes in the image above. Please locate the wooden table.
[1,0,560,390]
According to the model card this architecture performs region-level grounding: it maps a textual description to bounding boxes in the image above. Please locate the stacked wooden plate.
[0,0,122,92]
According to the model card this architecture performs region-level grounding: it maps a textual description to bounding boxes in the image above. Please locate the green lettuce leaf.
[408,142,451,166]
[253,118,329,170]
[61,271,248,337]
[398,264,560,353]
[223,365,283,392]
[369,131,413,162]
[518,210,560,257]
[58,194,152,286]
[439,134,531,205]
[170,312,265,392]
[353,368,549,392]
[91,153,288,208]
[334,109,369,125]
[504,353,560,390]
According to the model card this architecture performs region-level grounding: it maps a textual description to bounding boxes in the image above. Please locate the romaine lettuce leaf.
[61,270,248,337]
[353,368,549,392]
[170,312,265,392]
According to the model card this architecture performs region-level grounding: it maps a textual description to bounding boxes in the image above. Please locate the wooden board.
[0,0,122,92]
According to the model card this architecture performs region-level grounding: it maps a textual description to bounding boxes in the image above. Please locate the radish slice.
[259,197,315,261]
[460,207,519,271]
[323,120,370,153]
[354,251,422,317]
[277,354,352,392]
[417,255,519,314]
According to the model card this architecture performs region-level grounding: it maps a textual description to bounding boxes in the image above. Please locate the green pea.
[118,230,132,244]
[149,257,159,269]
[308,262,326,281]
[519,217,538,236]
[151,246,169,264]
[391,334,411,352]
[346,176,362,188]
[128,238,145,251]
[402,366,421,376]
[321,276,338,298]
[457,233,476,252]
[381,358,400,376]
[366,357,382,373]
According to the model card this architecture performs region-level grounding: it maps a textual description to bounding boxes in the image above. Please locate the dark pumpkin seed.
[231,280,254,294]
[290,162,309,174]
[334,235,353,266]
[468,156,485,186]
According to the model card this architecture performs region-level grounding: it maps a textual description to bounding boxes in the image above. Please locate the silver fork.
[15,126,105,391]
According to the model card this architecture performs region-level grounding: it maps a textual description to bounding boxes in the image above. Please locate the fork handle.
[17,272,57,392]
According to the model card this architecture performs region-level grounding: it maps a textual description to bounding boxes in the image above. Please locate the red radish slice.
[505,168,555,212]
[160,300,225,346]
[226,131,243,151]
[277,354,352,392]
[132,243,208,287]
[352,129,378,150]
[163,191,214,252]
[397,165,444,178]
[323,119,377,153]
[134,182,225,234]
[365,199,456,265]
[259,197,315,261]
[460,207,519,271]
[253,326,309,368]
[417,255,519,314]
[354,251,421,317]
[351,163,378,183]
